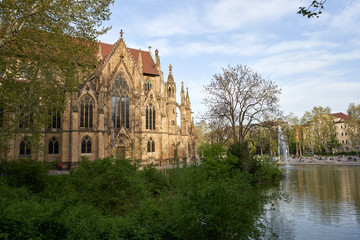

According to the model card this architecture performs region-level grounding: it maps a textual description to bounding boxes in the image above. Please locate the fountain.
[278,125,288,165]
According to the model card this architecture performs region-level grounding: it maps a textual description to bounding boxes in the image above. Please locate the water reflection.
[268,166,360,240]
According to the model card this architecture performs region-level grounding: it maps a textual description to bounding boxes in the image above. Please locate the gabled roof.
[331,112,349,120]
[99,42,159,76]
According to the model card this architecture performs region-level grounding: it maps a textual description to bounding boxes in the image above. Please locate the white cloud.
[205,0,301,31]
[265,40,338,55]
[281,79,360,117]
[331,1,360,34]
[141,7,204,37]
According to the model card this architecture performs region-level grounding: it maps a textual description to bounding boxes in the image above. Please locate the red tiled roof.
[100,42,159,76]
[100,42,114,60]
[331,112,349,120]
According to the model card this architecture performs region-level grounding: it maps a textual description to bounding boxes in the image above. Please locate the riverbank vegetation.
[0,143,282,240]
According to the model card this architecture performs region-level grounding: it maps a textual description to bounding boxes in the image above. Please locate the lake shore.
[279,156,360,166]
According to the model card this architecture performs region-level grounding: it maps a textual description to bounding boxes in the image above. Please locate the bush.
[69,157,148,215]
[0,154,282,239]
[139,164,170,196]
[1,158,49,193]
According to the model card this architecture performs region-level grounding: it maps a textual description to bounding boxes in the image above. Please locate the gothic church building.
[3,32,195,166]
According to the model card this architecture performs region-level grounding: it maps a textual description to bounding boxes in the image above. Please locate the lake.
[267,165,360,240]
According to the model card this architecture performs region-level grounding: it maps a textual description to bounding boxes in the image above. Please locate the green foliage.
[69,157,148,215]
[139,164,170,196]
[298,0,327,18]
[1,158,49,192]
[0,0,114,150]
[0,154,282,239]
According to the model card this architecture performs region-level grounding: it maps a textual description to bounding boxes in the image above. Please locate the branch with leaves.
[298,0,327,18]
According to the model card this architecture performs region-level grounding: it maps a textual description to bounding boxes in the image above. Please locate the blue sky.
[98,0,360,120]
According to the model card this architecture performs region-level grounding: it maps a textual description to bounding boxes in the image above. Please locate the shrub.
[1,158,49,193]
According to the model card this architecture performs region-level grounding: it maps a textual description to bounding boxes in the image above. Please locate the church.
[3,31,195,166]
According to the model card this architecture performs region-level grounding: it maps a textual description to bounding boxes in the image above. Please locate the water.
[278,126,288,162]
[267,165,360,240]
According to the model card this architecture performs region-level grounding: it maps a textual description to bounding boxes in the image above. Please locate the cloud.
[265,40,338,55]
[331,1,360,34]
[141,7,204,37]
[205,0,301,31]
[138,0,303,37]
[281,78,360,117]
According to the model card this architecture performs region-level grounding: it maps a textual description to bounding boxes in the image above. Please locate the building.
[1,31,195,166]
[299,112,359,154]
[331,112,358,153]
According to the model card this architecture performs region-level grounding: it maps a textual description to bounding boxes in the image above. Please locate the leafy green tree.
[346,103,360,152]
[0,0,113,149]
[327,133,341,153]
[301,106,335,153]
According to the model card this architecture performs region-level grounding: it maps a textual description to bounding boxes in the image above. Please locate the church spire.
[167,64,174,82]
[155,49,161,71]
[97,41,102,61]
[138,49,143,74]
[181,82,185,105]
[186,87,190,108]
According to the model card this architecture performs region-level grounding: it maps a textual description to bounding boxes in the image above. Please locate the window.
[80,96,93,128]
[147,137,155,152]
[0,105,3,127]
[342,140,344,144]
[19,71,28,80]
[345,132,347,136]
[146,103,156,130]
[19,106,33,128]
[145,79,152,91]
[81,136,91,153]
[20,137,31,156]
[346,140,348,144]
[49,109,61,129]
[341,132,344,136]
[48,137,59,154]
[112,75,130,129]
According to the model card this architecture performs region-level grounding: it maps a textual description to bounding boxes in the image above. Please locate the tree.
[0,0,113,149]
[346,103,360,152]
[298,0,327,18]
[284,113,301,155]
[203,65,282,144]
[301,106,335,153]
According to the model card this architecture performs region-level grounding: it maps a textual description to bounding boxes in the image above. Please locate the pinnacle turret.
[167,64,174,82]
[181,82,185,105]
[186,87,191,108]
[138,49,143,73]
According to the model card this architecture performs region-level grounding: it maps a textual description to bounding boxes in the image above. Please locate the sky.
[98,0,360,120]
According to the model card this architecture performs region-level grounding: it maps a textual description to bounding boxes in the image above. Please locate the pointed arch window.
[49,109,61,129]
[19,105,33,128]
[146,103,156,130]
[80,96,93,128]
[81,136,91,153]
[48,137,59,154]
[0,104,3,128]
[20,137,31,156]
[112,75,130,129]
[145,79,152,91]
[147,137,155,152]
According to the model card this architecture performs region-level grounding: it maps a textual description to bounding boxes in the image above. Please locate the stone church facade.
[3,32,195,166]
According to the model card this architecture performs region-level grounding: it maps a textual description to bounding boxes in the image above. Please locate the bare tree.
[203,65,282,144]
